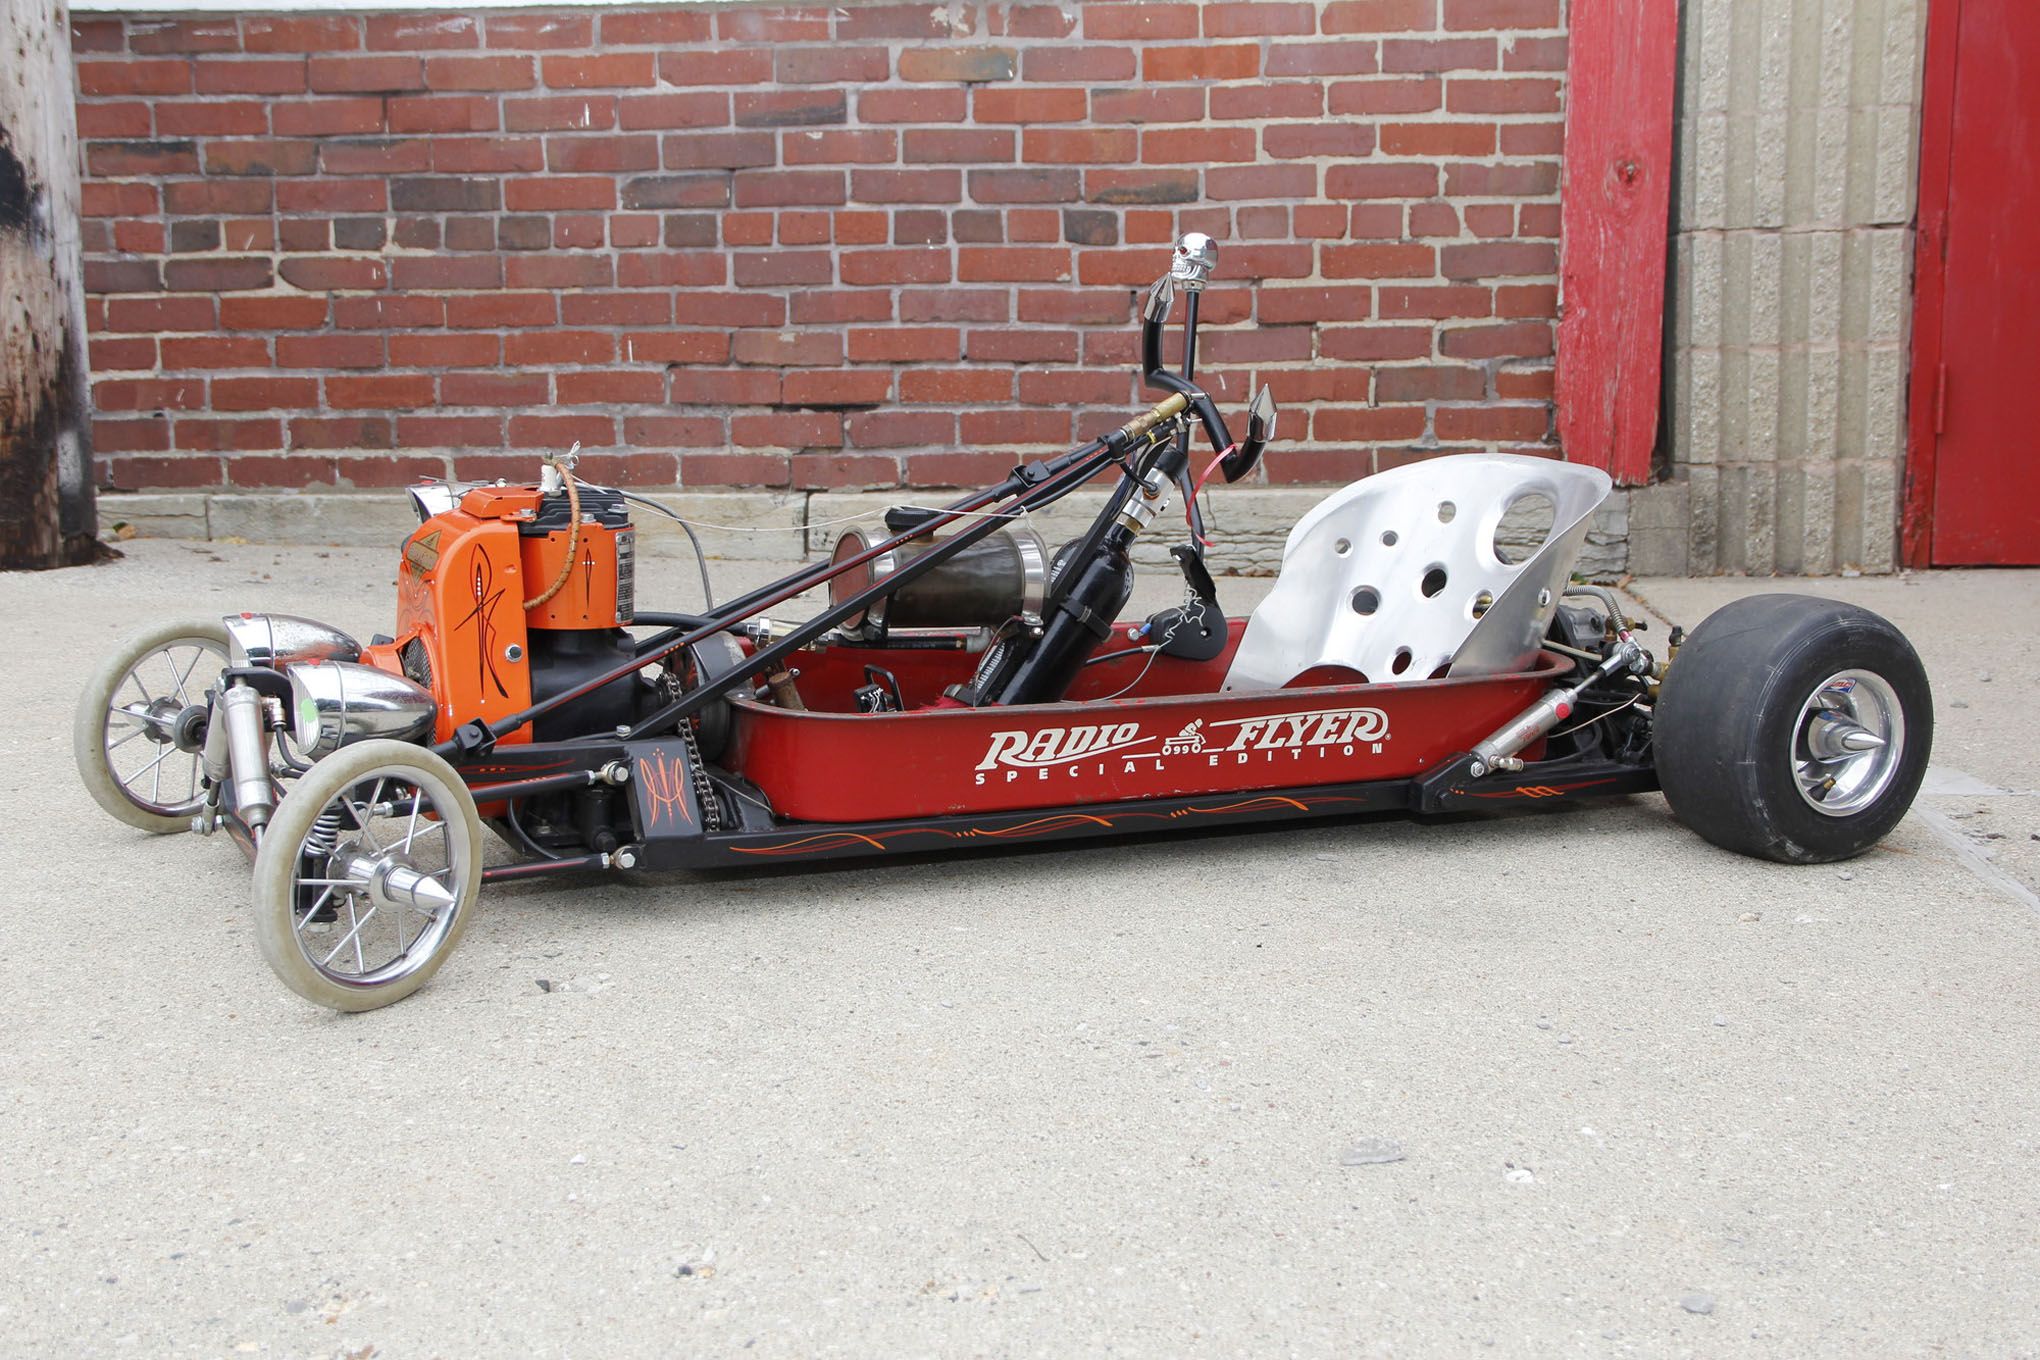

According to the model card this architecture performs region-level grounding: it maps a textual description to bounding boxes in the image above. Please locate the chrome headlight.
[287,660,436,757]
[225,613,363,669]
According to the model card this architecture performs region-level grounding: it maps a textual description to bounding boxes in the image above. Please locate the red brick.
[543,53,655,89]
[1440,241,1556,279]
[509,414,616,448]
[485,13,592,48]
[195,59,307,95]
[76,102,152,139]
[735,90,847,128]
[717,7,831,42]
[615,252,727,287]
[1091,88,1207,124]
[841,248,952,286]
[732,411,845,448]
[446,293,558,328]
[425,55,535,90]
[612,92,723,131]
[845,410,953,448]
[490,331,598,370]
[781,370,895,407]
[212,376,319,411]
[732,330,843,366]
[784,129,897,165]
[291,417,394,450]
[959,247,1072,283]
[175,417,285,454]
[392,333,500,368]
[314,137,425,174]
[1322,243,1436,278]
[339,453,455,485]
[1318,325,1433,360]
[1143,44,1259,81]
[679,453,790,486]
[661,49,774,86]
[93,377,206,411]
[1143,128,1257,163]
[1445,161,1559,195]
[308,55,424,93]
[79,59,191,96]
[858,88,969,123]
[1496,283,1557,317]
[650,134,767,174]
[1494,365,1553,398]
[126,19,237,54]
[555,370,666,405]
[1023,128,1136,165]
[732,169,846,208]
[1434,404,1548,441]
[601,10,714,45]
[1311,406,1428,441]
[1503,35,1568,70]
[1323,0,1436,30]
[973,87,1087,123]
[276,179,385,212]
[1378,285,1491,318]
[791,454,900,489]
[1210,82,1325,120]
[843,327,957,363]
[560,292,670,326]
[732,251,833,286]
[218,295,324,330]
[88,140,199,176]
[848,169,960,204]
[898,47,1018,82]
[1448,76,1562,113]
[505,176,617,210]
[1263,122,1376,159]
[332,296,443,330]
[1439,320,1553,359]
[626,331,735,364]
[163,257,274,291]
[69,18,126,52]
[839,3,971,39]
[668,369,782,405]
[903,129,1014,164]
[105,453,220,487]
[273,98,387,135]
[777,47,890,85]
[622,416,725,447]
[1081,168,1200,205]
[229,456,341,488]
[966,328,1078,363]
[105,295,217,332]
[898,368,1013,403]
[1024,46,1137,81]
[1266,42,1380,76]
[1257,286,1371,325]
[243,16,361,52]
[271,334,383,370]
[1444,0,1562,29]
[1203,3,1317,36]
[1382,37,1499,72]
[390,95,499,133]
[1325,163,1438,198]
[322,374,433,410]
[1501,121,1564,155]
[366,14,480,50]
[154,101,267,136]
[95,420,176,455]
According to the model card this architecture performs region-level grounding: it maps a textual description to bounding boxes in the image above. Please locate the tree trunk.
[0,0,104,570]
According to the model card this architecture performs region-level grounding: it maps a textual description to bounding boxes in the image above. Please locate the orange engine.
[373,479,642,745]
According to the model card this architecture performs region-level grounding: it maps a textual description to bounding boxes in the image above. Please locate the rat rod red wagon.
[76,238,1933,1010]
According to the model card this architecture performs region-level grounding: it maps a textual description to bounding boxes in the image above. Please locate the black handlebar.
[1137,271,1269,484]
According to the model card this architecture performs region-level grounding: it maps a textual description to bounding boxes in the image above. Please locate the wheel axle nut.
[613,847,639,870]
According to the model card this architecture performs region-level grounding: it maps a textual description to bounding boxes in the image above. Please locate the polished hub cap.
[1790,669,1905,816]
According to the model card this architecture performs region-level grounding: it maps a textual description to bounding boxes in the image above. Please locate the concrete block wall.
[1631,0,1925,576]
[69,1,1571,504]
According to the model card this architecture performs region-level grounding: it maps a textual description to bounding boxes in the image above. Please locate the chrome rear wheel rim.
[1790,669,1905,817]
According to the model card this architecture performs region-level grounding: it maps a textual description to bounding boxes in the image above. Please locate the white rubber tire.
[251,739,484,1012]
[73,617,229,834]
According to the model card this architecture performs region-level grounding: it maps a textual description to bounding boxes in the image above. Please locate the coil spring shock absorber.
[303,806,345,859]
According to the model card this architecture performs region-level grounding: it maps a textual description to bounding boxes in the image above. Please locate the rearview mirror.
[1142,273,1175,324]
[1246,385,1278,445]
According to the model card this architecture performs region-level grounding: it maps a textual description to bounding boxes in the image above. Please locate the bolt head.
[614,848,638,870]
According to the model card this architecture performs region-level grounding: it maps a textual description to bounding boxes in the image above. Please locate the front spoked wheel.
[73,618,229,833]
[251,739,483,1011]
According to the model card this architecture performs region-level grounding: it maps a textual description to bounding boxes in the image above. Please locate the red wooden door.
[1910,0,2040,565]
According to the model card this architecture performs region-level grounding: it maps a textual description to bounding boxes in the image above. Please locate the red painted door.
[1918,0,2040,564]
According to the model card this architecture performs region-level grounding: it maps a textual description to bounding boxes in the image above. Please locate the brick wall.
[71,1,1567,495]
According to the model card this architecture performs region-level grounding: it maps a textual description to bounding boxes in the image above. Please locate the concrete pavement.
[3,537,2037,1358]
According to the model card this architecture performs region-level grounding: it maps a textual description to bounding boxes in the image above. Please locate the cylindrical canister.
[828,525,1047,631]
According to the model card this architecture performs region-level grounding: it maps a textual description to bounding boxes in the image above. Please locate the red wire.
[1184,444,1236,547]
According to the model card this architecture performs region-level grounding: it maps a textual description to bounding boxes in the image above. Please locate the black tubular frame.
[431,398,1190,761]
